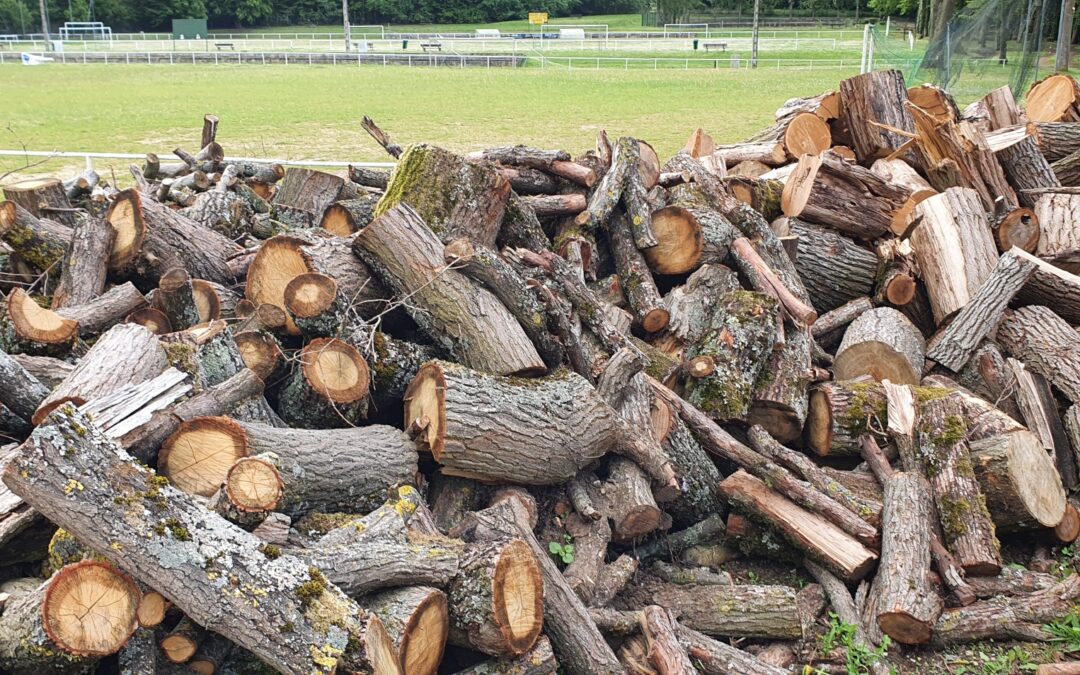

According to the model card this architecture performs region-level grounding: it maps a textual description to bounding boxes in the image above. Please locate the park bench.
[214,42,235,51]
[420,41,442,52]
[702,41,728,52]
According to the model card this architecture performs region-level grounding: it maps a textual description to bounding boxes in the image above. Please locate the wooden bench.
[214,42,235,51]
[702,41,728,52]
[420,42,442,52]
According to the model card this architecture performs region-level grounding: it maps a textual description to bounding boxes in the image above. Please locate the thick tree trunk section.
[35,323,167,425]
[2,177,72,224]
[834,307,925,385]
[787,219,878,313]
[3,407,402,675]
[1027,74,1080,122]
[1033,192,1080,272]
[918,393,1002,575]
[52,216,113,309]
[376,144,509,248]
[933,575,1080,645]
[1033,121,1080,160]
[105,190,239,287]
[838,69,915,163]
[925,248,1038,371]
[869,472,942,644]
[998,305,1080,402]
[807,380,888,456]
[277,337,370,428]
[782,152,911,240]
[910,187,1000,323]
[995,133,1061,207]
[0,200,72,271]
[271,168,350,229]
[718,470,877,582]
[355,204,543,376]
[969,428,1067,531]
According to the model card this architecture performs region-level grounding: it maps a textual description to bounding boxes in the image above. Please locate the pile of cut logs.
[2,71,1080,675]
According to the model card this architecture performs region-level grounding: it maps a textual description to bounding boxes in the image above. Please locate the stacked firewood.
[2,70,1080,674]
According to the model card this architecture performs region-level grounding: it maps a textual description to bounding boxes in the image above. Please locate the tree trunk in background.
[1057,0,1076,71]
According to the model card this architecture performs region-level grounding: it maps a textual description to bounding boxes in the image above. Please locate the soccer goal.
[59,22,113,41]
[663,23,709,38]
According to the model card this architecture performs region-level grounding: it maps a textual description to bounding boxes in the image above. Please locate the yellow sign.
[529,12,549,25]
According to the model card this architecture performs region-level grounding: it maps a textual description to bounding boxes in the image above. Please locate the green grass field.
[0,64,861,180]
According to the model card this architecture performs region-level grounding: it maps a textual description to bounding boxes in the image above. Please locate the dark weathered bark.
[811,296,874,346]
[607,211,668,332]
[348,165,390,190]
[354,205,543,376]
[1032,192,1080,272]
[52,215,113,309]
[0,200,72,271]
[838,70,915,162]
[933,575,1080,645]
[451,635,556,675]
[995,133,1062,207]
[1016,254,1080,324]
[749,324,812,444]
[53,281,148,337]
[270,167,350,229]
[998,305,1080,403]
[639,605,696,675]
[0,347,50,423]
[3,407,402,675]
[497,193,551,252]
[787,219,878,313]
[576,136,637,232]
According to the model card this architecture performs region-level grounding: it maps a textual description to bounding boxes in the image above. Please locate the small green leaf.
[562,552,574,564]
[548,542,561,554]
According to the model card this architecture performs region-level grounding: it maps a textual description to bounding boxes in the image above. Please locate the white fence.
[0,149,395,172]
[0,50,526,67]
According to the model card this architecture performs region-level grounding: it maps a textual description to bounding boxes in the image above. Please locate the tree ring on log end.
[105,190,147,271]
[160,632,199,663]
[784,113,832,157]
[42,560,140,657]
[136,590,170,628]
[404,362,447,459]
[996,208,1040,253]
[878,611,932,646]
[1056,503,1080,543]
[226,456,284,512]
[492,539,544,655]
[833,340,920,385]
[320,203,359,237]
[284,272,338,319]
[234,331,280,381]
[255,303,288,331]
[244,235,312,335]
[300,338,370,404]
[642,207,704,275]
[159,416,249,497]
[642,307,671,334]
[364,616,402,675]
[972,430,1067,529]
[884,273,917,306]
[126,307,173,335]
[401,591,449,675]
[7,287,78,345]
[190,280,222,323]
[1027,74,1080,122]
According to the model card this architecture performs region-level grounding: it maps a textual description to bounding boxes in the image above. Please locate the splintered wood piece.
[363,586,448,675]
[159,416,248,497]
[907,84,959,123]
[5,287,77,345]
[1027,74,1080,122]
[834,307,925,385]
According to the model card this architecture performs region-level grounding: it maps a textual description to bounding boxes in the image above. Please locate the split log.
[105,189,239,286]
[964,86,1022,131]
[910,187,1000,323]
[245,231,388,335]
[838,69,915,162]
[363,586,448,675]
[454,491,624,673]
[786,219,878,313]
[1033,192,1080,272]
[404,360,677,491]
[933,574,1080,645]
[870,158,937,234]
[640,606,696,675]
[270,167,351,228]
[925,248,1038,371]
[442,239,563,370]
[354,204,544,376]
[917,393,1002,575]
[834,306,925,385]
[1027,74,1080,122]
[162,415,416,513]
[868,471,942,644]
[781,152,910,240]
[682,291,778,421]
[909,105,1017,210]
[51,215,113,309]
[3,406,403,675]
[376,144,509,248]
[998,305,1080,402]
[0,200,72,271]
[34,323,167,425]
[719,470,877,581]
[277,337,370,428]
[0,561,140,675]
[995,133,1062,207]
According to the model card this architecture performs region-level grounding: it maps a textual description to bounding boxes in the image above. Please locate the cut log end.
[784,112,832,157]
[404,362,447,459]
[365,616,404,675]
[160,416,248,497]
[996,208,1041,253]
[780,153,822,219]
[136,590,170,628]
[834,339,920,385]
[234,331,280,381]
[105,190,146,270]
[807,389,834,456]
[284,272,338,319]
[641,307,671,334]
[643,207,704,275]
[126,307,173,335]
[973,430,1068,529]
[244,236,312,336]
[877,611,933,646]
[191,280,222,323]
[300,337,370,404]
[7,287,78,346]
[883,273,917,306]
[1056,503,1080,543]
[160,632,200,663]
[399,591,449,675]
[320,202,359,237]
[225,456,284,512]
[44,560,141,657]
[493,538,544,655]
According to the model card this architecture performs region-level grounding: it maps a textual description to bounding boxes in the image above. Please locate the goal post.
[663,23,709,38]
[538,23,609,46]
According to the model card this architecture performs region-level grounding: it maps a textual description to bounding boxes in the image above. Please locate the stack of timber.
[2,74,1080,674]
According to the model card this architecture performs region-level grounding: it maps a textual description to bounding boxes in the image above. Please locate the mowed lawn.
[0,63,858,179]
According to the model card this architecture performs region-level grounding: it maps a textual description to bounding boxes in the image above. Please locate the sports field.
[0,64,860,180]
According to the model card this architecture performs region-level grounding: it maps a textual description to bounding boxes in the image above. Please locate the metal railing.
[0,50,526,67]
[0,149,395,172]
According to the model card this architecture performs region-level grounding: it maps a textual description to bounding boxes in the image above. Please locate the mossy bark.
[0,201,72,272]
